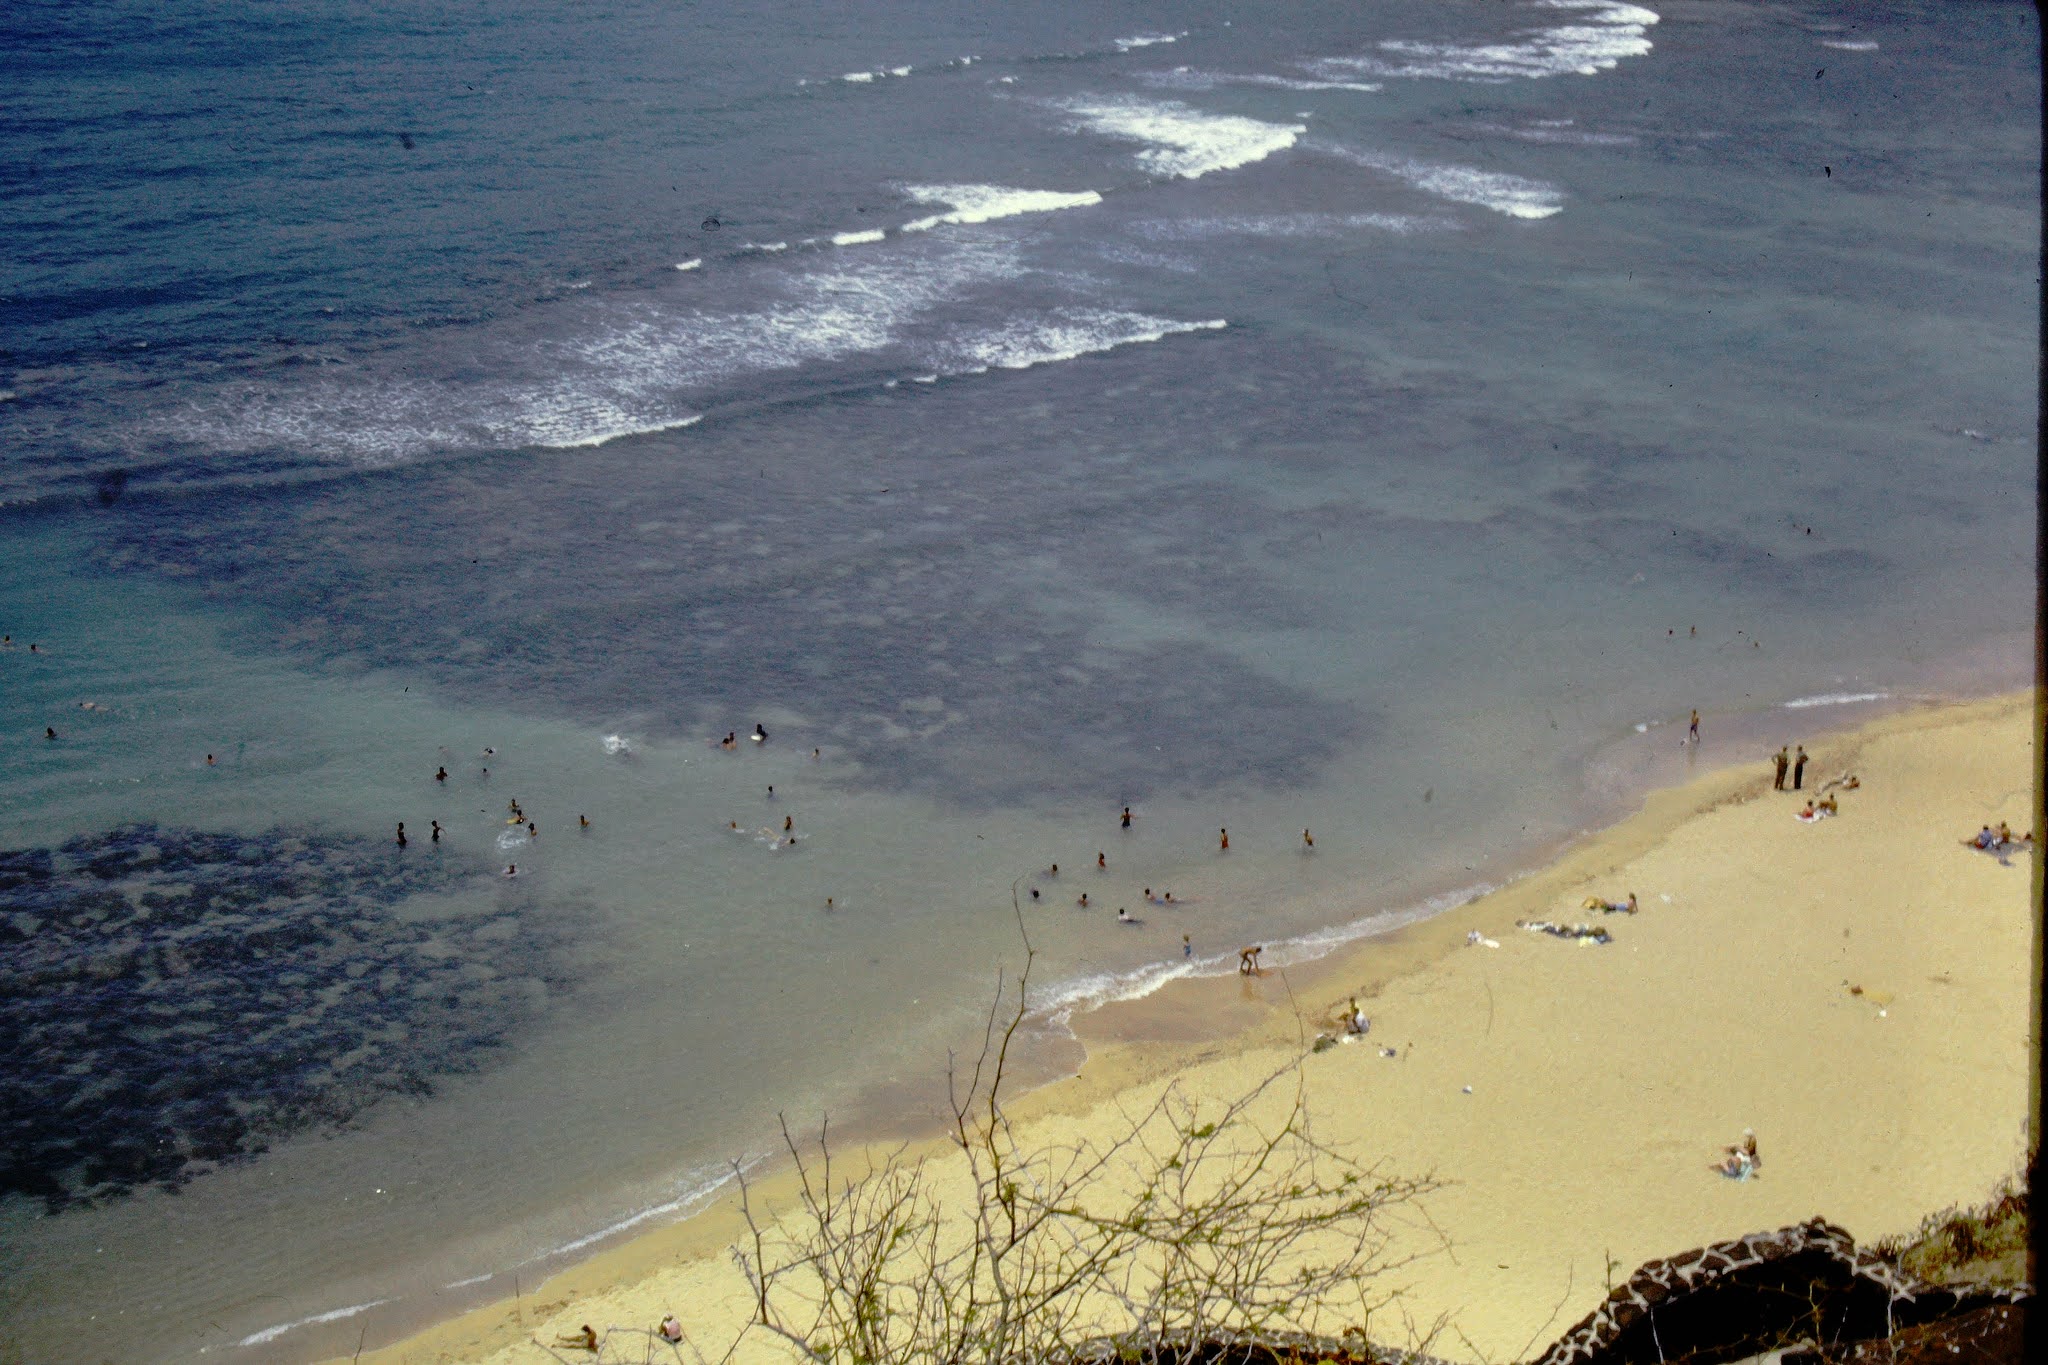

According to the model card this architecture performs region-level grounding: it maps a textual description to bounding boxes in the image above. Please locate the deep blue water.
[0,2,2036,1359]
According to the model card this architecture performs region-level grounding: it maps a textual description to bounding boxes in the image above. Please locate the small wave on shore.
[1783,690,1890,709]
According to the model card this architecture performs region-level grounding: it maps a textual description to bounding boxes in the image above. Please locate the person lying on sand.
[556,1323,598,1351]
[1517,919,1611,945]
[1818,773,1860,793]
[1581,892,1637,914]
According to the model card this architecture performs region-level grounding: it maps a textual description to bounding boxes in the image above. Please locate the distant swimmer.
[1097,851,1106,870]
[527,821,537,839]
[1077,892,1090,909]
[1182,934,1192,957]
[1029,887,1040,900]
[811,747,821,760]
[579,814,590,829]
[729,820,741,831]
[504,863,518,877]
[431,820,442,843]
[1163,891,1176,904]
[1219,827,1229,852]
[436,766,448,782]
[766,785,775,799]
[1121,805,1132,829]
[1116,906,1135,924]
[1144,887,1156,902]
[784,815,793,832]
[1238,945,1263,975]
[44,726,55,739]
[396,823,408,848]
[825,896,834,910]
[752,724,768,743]
[784,833,797,846]
[1302,828,1314,849]
[1688,709,1701,743]
[482,747,495,757]
[206,753,216,766]
[1046,863,1059,877]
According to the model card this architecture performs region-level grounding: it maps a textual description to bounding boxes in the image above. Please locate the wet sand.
[339,690,2038,1364]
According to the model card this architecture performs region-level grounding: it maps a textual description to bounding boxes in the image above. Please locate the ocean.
[0,1,2035,1359]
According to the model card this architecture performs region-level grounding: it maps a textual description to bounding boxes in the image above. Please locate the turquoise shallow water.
[0,2,2036,1359]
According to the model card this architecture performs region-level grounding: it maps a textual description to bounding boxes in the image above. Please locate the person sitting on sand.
[1817,794,1838,815]
[556,1324,598,1351]
[1965,825,1998,850]
[1797,801,1821,822]
[1343,999,1369,1035]
[658,1314,684,1344]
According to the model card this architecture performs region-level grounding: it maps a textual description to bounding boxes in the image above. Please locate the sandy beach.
[346,691,2038,1364]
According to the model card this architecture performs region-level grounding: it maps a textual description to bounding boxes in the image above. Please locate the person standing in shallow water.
[1219,827,1229,852]
[1688,709,1700,743]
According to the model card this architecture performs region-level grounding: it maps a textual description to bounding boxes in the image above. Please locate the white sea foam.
[889,65,912,76]
[936,310,1223,374]
[1317,143,1564,218]
[1030,882,1493,1025]
[441,1271,495,1290]
[1783,691,1889,709]
[841,71,874,83]
[673,259,702,271]
[1114,32,1185,51]
[1135,210,1456,240]
[1310,0,1658,84]
[897,183,1103,232]
[739,240,789,253]
[522,1163,747,1264]
[1055,96,1304,179]
[1140,68,1382,93]
[1819,38,1878,51]
[1472,119,1637,146]
[239,1299,392,1348]
[830,228,887,246]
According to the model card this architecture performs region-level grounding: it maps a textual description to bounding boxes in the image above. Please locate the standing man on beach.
[1792,746,1808,790]
[1772,746,1790,790]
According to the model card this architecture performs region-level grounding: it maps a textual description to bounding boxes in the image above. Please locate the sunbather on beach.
[556,1324,598,1351]
[659,1315,684,1343]
[1796,801,1823,822]
[1964,825,1998,850]
[1517,919,1611,945]
[1581,892,1637,914]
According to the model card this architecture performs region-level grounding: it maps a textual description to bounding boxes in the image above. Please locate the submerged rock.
[0,822,576,1212]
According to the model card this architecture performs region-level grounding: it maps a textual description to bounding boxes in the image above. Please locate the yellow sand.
[350,692,2038,1364]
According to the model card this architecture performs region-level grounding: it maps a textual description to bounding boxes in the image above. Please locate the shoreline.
[327,683,2038,1365]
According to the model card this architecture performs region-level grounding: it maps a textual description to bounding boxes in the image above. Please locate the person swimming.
[43,726,55,739]
[1077,892,1090,908]
[752,724,768,743]
[1219,827,1229,852]
[1029,887,1040,900]
[1097,851,1106,870]
[435,766,447,782]
[527,821,538,838]
[1121,805,1132,829]
[1116,906,1134,923]
[206,753,216,766]
[579,814,590,828]
[784,815,793,832]
[1303,828,1314,849]
[504,863,517,877]
[396,823,407,847]
[430,820,441,843]
[824,896,834,911]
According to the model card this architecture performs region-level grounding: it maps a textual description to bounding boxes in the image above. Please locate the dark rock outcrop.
[1529,1218,2029,1365]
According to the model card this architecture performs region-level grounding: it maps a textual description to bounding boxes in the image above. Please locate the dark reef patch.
[0,823,575,1212]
